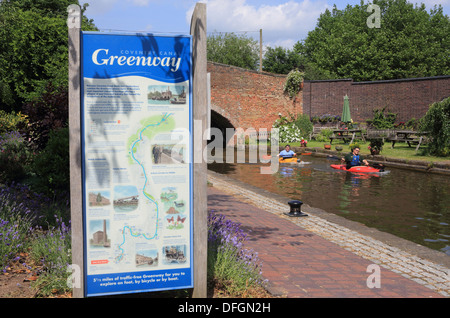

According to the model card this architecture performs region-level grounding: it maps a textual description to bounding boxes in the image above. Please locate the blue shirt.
[279,149,295,158]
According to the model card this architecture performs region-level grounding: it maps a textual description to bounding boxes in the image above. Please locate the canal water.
[208,151,450,256]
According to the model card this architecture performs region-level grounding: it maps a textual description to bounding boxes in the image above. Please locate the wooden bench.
[363,129,395,141]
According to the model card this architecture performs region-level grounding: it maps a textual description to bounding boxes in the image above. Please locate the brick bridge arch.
[207,62,303,134]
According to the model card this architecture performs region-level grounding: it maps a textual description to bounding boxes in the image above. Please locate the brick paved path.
[207,186,445,298]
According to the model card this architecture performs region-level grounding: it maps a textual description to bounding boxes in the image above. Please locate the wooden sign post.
[190,3,208,298]
[67,4,84,298]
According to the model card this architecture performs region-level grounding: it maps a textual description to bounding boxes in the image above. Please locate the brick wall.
[303,76,450,123]
[207,62,302,130]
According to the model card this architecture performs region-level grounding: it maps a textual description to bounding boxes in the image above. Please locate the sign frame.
[80,31,194,297]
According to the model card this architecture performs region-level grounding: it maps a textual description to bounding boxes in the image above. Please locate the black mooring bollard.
[285,200,308,217]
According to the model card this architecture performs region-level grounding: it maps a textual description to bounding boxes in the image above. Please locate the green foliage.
[22,83,68,150]
[207,33,259,70]
[29,216,71,297]
[0,131,33,183]
[0,1,97,111]
[420,97,450,156]
[0,110,29,135]
[208,213,266,296]
[262,46,301,74]
[0,197,36,271]
[31,128,69,197]
[294,114,313,139]
[284,70,305,98]
[368,107,397,128]
[368,138,384,152]
[349,142,361,151]
[0,8,68,110]
[315,128,333,142]
[297,0,450,81]
[4,0,80,17]
[273,114,311,143]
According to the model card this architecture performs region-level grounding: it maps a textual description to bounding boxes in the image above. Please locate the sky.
[79,0,450,49]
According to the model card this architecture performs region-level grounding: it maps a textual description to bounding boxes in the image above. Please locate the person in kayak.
[278,144,296,160]
[342,147,369,169]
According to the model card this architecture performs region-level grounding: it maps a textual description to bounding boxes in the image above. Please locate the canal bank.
[207,170,450,297]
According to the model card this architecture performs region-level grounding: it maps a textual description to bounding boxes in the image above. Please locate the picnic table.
[388,130,428,152]
[330,129,366,144]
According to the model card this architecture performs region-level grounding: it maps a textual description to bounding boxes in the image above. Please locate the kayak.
[279,157,299,163]
[330,164,385,173]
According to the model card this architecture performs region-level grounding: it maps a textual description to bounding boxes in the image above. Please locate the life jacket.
[350,155,360,166]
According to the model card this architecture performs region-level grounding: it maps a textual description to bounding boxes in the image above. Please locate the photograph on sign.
[81,32,193,297]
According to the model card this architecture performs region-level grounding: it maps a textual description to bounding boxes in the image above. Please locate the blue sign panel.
[81,32,193,297]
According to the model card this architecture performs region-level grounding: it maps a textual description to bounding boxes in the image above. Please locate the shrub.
[0,110,29,135]
[273,114,312,143]
[273,116,301,143]
[29,216,72,297]
[0,131,33,183]
[420,97,450,156]
[349,142,361,151]
[284,70,304,98]
[31,127,69,197]
[315,128,333,142]
[367,138,384,154]
[368,107,397,129]
[22,82,68,151]
[294,114,313,139]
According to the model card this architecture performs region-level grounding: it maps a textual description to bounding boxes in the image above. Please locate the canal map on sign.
[114,113,175,264]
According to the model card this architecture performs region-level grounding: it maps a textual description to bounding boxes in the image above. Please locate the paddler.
[278,144,296,161]
[341,146,369,169]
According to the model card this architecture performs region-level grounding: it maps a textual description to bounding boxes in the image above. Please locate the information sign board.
[81,32,193,296]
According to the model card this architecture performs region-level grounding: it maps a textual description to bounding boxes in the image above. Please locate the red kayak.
[330,164,385,174]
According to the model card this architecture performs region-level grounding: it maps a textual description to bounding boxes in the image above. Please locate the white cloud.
[187,0,329,49]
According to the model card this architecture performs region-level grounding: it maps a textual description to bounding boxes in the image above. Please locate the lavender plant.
[207,211,266,295]
[29,215,72,296]
[0,183,40,271]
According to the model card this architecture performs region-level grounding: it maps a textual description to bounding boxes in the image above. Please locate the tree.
[0,1,96,111]
[296,0,449,81]
[262,46,301,74]
[207,32,259,70]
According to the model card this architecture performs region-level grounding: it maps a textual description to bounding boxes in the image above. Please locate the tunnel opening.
[209,110,235,146]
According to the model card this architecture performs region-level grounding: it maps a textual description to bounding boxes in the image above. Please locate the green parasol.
[341,95,351,123]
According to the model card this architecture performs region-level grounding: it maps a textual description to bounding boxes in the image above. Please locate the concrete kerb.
[207,170,450,297]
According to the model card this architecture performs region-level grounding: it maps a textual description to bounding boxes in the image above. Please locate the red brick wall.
[207,62,303,130]
[303,76,450,123]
